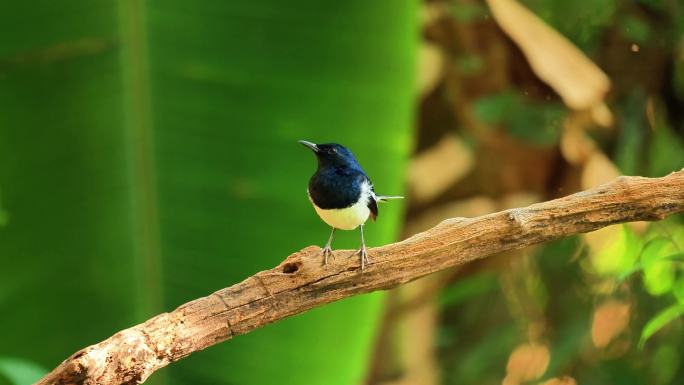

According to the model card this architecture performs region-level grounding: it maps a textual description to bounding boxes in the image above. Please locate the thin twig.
[36,170,684,385]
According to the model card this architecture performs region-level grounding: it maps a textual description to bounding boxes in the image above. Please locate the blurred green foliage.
[523,0,618,51]
[433,0,684,384]
[450,2,489,23]
[474,90,565,145]
[0,1,416,384]
[0,357,46,385]
[614,92,649,175]
[0,190,7,227]
[649,123,684,177]
[438,223,684,384]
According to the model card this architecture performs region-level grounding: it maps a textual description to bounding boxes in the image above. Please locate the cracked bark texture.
[36,170,684,385]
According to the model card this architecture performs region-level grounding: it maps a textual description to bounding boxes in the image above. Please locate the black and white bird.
[299,140,403,269]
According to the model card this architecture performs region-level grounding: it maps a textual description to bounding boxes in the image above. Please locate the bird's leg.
[322,227,336,266]
[357,224,370,270]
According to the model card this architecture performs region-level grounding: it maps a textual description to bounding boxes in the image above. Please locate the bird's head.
[298,140,360,169]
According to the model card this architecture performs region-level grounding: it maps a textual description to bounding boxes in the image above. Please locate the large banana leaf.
[0,1,416,384]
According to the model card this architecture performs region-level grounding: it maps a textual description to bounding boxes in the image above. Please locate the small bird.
[299,140,403,269]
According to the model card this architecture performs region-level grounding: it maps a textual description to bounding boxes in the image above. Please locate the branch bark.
[37,171,684,385]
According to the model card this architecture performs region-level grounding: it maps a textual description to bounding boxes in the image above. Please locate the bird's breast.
[308,177,374,230]
[312,200,371,230]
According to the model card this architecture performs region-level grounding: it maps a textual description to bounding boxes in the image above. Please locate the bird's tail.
[376,195,404,203]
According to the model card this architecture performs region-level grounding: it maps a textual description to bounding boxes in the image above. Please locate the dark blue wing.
[368,195,378,221]
[363,174,378,221]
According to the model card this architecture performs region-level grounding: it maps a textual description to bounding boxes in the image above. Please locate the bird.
[299,140,403,269]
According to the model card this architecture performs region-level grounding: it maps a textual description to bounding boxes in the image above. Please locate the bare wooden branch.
[37,171,684,385]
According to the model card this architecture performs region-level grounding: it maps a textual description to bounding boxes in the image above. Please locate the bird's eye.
[330,148,337,154]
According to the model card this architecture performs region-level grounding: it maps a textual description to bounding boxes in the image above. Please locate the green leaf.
[507,101,564,145]
[592,225,641,276]
[644,262,676,296]
[0,357,46,385]
[665,253,684,262]
[640,304,684,349]
[474,92,516,124]
[0,1,416,384]
[617,261,643,282]
[641,238,679,296]
[673,277,684,305]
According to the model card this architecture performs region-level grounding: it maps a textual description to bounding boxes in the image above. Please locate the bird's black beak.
[298,140,319,153]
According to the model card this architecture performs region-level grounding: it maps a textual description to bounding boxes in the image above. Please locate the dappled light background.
[1,0,684,385]
[369,1,684,385]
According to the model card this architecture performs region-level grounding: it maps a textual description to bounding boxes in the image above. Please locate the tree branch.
[37,171,684,385]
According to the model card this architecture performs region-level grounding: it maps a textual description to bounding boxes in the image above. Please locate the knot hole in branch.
[282,262,301,274]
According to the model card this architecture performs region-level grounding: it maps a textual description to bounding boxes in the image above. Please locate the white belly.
[313,200,370,230]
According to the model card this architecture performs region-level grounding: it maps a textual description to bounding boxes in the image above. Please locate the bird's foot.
[356,246,371,270]
[322,245,335,267]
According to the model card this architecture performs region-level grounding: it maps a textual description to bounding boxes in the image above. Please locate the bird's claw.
[322,245,335,267]
[356,246,371,270]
